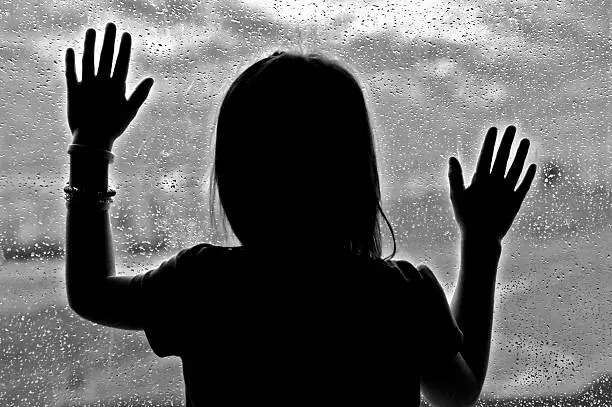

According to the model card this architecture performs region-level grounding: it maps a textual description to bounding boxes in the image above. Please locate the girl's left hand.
[448,126,536,244]
[65,22,154,151]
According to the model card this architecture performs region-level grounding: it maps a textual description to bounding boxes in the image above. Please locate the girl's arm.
[420,126,537,406]
[64,23,154,330]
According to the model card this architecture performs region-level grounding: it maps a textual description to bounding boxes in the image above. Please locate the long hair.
[209,51,395,260]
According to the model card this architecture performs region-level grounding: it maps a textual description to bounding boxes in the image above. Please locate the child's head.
[210,51,394,259]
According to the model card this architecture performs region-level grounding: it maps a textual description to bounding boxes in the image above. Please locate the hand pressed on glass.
[448,126,537,243]
[65,22,154,151]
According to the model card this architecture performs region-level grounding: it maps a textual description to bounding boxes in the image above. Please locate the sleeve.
[395,261,464,363]
[132,243,213,358]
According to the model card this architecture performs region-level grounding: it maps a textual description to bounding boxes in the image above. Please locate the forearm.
[65,152,116,310]
[65,153,148,329]
[451,236,502,389]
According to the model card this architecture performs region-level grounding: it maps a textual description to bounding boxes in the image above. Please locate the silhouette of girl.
[64,23,537,406]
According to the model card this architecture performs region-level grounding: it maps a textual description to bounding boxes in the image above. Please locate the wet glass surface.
[0,1,610,405]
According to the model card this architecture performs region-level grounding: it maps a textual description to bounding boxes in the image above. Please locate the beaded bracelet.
[67,144,115,164]
[64,185,116,211]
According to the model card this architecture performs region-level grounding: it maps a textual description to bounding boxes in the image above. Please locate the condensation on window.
[0,0,609,405]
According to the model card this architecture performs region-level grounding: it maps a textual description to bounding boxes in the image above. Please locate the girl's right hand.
[448,126,537,243]
[65,22,154,152]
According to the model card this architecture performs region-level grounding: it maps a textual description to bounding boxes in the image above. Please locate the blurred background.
[0,0,610,405]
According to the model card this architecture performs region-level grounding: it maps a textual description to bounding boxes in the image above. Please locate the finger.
[448,156,465,204]
[65,48,78,91]
[65,48,79,132]
[82,28,96,83]
[491,125,516,179]
[515,163,537,205]
[506,138,530,187]
[473,127,497,183]
[126,78,154,120]
[98,23,117,79]
[113,32,131,85]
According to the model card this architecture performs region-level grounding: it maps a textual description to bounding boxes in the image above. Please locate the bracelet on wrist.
[64,185,116,210]
[65,199,113,211]
[67,143,115,164]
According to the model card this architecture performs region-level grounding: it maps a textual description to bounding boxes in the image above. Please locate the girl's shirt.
[130,243,463,406]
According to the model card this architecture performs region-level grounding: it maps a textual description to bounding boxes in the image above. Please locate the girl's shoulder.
[384,260,450,305]
[384,259,438,286]
[173,242,237,264]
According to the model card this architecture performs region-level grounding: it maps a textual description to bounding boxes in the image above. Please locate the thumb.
[126,77,154,121]
[448,156,464,203]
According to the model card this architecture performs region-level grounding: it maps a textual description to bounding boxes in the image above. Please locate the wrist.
[67,131,115,191]
[71,129,114,152]
[460,233,502,265]
[460,232,502,247]
[69,155,109,190]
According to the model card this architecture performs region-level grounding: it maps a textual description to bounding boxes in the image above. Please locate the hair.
[208,50,396,260]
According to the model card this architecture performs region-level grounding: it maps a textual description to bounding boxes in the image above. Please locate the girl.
[64,23,537,406]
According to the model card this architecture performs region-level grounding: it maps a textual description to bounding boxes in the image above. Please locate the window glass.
[0,0,609,404]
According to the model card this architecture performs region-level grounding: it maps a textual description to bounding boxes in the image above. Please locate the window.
[0,0,609,404]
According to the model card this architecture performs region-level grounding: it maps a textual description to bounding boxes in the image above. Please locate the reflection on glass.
[0,0,610,405]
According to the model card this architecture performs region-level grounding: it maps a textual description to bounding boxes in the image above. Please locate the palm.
[65,23,154,151]
[448,126,537,242]
[67,77,131,140]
